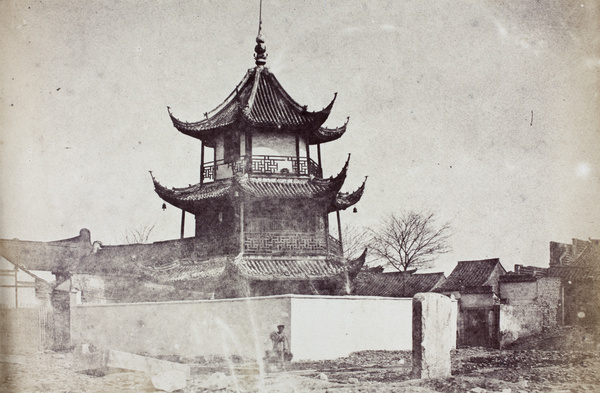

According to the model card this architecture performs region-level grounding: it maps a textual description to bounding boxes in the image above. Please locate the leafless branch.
[369,210,452,272]
[123,222,157,244]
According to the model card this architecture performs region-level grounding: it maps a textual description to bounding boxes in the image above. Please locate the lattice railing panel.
[244,232,326,254]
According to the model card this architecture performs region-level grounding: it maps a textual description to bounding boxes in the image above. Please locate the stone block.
[411,292,453,379]
[151,370,187,392]
[75,348,190,377]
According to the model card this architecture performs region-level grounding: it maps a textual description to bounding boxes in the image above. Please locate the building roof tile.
[499,273,538,283]
[152,156,350,213]
[0,229,92,272]
[168,67,346,144]
[140,257,228,282]
[233,254,362,281]
[435,258,505,293]
[547,239,600,282]
[354,271,446,297]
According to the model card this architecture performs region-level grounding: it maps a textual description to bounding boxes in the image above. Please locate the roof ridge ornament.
[254,0,267,66]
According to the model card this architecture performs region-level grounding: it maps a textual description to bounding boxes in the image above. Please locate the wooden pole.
[240,201,245,253]
[324,213,330,254]
[305,138,311,174]
[295,135,300,175]
[317,143,322,170]
[200,141,205,184]
[180,209,185,239]
[336,210,343,255]
[245,128,253,173]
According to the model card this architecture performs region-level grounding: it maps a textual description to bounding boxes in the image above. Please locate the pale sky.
[1,0,598,274]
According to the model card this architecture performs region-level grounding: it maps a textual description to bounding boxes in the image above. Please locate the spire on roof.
[254,0,267,66]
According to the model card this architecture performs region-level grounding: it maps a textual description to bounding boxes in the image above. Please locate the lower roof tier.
[151,156,366,214]
[75,234,366,284]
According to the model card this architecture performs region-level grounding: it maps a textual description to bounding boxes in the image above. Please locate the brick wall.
[537,277,561,328]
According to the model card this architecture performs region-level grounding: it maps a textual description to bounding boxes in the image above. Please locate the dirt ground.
[1,326,599,393]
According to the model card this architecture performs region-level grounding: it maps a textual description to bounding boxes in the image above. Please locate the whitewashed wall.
[252,131,306,157]
[289,295,413,360]
[72,294,454,361]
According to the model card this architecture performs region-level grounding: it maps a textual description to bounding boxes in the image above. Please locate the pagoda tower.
[151,25,366,297]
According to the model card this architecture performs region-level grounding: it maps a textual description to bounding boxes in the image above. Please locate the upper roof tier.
[168,65,348,145]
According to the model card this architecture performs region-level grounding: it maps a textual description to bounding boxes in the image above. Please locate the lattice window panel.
[244,233,326,253]
[203,166,214,180]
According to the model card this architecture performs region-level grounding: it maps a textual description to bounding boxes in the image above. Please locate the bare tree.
[369,211,452,272]
[122,222,156,244]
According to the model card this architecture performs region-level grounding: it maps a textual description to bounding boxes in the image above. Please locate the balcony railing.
[202,155,322,182]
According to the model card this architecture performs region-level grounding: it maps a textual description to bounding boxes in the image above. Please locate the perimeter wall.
[71,295,417,361]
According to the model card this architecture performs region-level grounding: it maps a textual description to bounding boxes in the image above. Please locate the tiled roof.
[354,271,446,297]
[238,174,345,199]
[461,285,494,294]
[547,239,600,282]
[75,237,234,278]
[151,175,233,213]
[329,176,367,213]
[571,240,600,268]
[140,257,228,283]
[233,255,350,281]
[168,67,345,144]
[310,119,348,145]
[245,69,330,126]
[548,266,600,281]
[435,258,505,293]
[152,158,349,213]
[0,229,92,272]
[499,273,538,283]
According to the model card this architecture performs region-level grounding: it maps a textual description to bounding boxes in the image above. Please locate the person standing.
[269,324,292,363]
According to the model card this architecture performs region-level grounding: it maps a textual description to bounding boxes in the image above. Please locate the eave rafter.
[167,67,342,142]
[328,175,367,213]
[149,155,354,213]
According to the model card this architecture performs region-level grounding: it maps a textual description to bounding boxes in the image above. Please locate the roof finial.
[254,0,267,66]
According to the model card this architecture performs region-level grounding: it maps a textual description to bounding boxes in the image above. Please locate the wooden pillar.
[200,141,205,184]
[336,210,343,254]
[245,128,252,173]
[295,135,301,175]
[324,213,330,254]
[180,209,185,239]
[240,201,245,253]
[305,138,311,174]
[317,143,322,170]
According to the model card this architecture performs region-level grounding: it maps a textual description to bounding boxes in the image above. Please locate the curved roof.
[0,229,92,273]
[233,249,366,281]
[151,155,350,214]
[168,67,346,144]
[329,176,367,213]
